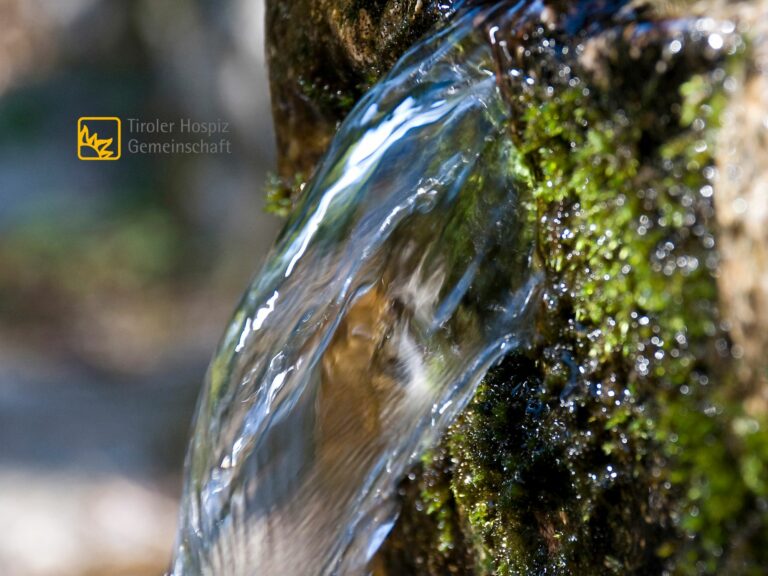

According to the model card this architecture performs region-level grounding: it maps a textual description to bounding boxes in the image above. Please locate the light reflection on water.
[172,2,541,574]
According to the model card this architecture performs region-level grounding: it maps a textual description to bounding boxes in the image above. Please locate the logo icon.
[78,117,121,160]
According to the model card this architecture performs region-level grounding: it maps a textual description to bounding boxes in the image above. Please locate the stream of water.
[172,2,543,574]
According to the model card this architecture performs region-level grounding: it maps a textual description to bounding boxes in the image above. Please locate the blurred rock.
[714,1,768,411]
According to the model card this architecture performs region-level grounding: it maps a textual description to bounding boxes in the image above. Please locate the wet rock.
[266,0,768,573]
[713,3,768,412]
[266,0,456,191]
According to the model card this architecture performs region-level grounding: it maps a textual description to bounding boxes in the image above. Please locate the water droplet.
[708,33,723,50]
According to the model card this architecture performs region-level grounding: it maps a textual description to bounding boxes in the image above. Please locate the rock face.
[265,0,456,186]
[714,2,768,412]
[266,0,768,574]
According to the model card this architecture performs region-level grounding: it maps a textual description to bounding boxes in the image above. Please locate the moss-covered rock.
[266,0,768,573]
[266,0,457,198]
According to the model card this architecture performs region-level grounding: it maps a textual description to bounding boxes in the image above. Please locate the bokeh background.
[0,0,281,574]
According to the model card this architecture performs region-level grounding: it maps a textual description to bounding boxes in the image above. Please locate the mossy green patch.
[382,10,768,576]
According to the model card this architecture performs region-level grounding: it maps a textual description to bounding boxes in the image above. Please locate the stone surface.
[266,0,768,573]
[714,2,768,413]
[265,0,456,192]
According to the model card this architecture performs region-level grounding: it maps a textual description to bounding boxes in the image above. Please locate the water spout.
[172,3,541,574]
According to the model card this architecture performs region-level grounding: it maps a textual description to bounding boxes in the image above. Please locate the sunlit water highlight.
[172,2,543,574]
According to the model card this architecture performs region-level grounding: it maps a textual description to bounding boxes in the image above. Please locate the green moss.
[371,445,480,575]
[265,172,305,217]
[266,0,768,572]
[385,11,768,576]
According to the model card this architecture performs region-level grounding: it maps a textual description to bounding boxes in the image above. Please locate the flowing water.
[172,2,545,574]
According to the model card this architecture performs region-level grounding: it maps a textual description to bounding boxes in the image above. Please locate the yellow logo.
[78,117,121,160]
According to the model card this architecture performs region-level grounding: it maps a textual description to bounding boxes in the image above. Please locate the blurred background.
[0,0,281,574]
